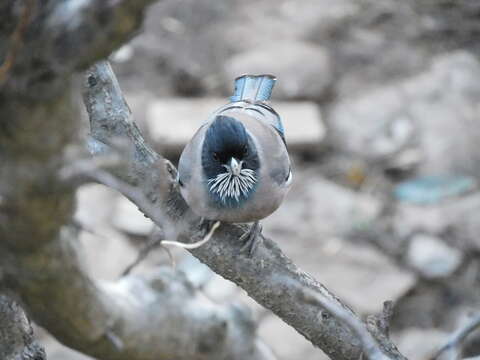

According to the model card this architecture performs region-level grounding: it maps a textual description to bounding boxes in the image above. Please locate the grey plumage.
[178,75,292,225]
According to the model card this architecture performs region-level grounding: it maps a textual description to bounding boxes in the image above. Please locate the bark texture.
[0,1,274,360]
[0,295,46,360]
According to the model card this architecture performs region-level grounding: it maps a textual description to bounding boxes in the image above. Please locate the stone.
[144,97,325,154]
[277,102,326,151]
[203,274,239,302]
[307,238,415,315]
[327,15,429,98]
[40,332,95,360]
[113,0,237,95]
[74,184,118,229]
[393,328,448,360]
[74,184,149,280]
[394,192,480,250]
[279,0,359,41]
[225,42,333,101]
[234,289,269,320]
[178,255,266,318]
[79,229,138,280]
[73,185,141,280]
[394,203,448,239]
[222,0,357,52]
[111,196,154,236]
[407,234,463,279]
[394,175,477,205]
[177,253,215,288]
[328,86,417,164]
[111,44,134,63]
[328,52,480,175]
[263,172,382,238]
[258,314,324,360]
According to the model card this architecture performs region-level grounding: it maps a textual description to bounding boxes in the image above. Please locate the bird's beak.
[229,157,242,176]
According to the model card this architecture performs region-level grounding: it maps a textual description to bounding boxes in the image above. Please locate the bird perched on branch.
[178,74,292,254]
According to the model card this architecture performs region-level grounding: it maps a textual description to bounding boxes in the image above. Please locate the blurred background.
[39,0,480,359]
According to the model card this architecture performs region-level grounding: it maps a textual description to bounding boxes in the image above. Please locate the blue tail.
[230,74,276,102]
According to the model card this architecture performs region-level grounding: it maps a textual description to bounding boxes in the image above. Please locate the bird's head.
[201,115,259,207]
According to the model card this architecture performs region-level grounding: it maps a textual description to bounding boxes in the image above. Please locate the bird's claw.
[239,221,262,256]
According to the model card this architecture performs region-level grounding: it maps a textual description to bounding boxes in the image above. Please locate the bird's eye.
[243,146,248,156]
[213,152,219,161]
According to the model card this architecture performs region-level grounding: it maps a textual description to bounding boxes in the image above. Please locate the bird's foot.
[239,221,262,256]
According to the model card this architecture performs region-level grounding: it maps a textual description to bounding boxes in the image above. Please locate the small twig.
[297,285,391,360]
[66,161,221,271]
[364,301,406,360]
[64,152,222,249]
[121,233,177,276]
[69,166,161,223]
[122,222,220,276]
[120,239,177,277]
[160,245,176,270]
[59,152,123,182]
[122,237,163,277]
[81,167,221,250]
[161,221,221,250]
[0,0,35,85]
[367,301,394,339]
[432,314,480,360]
[381,301,394,338]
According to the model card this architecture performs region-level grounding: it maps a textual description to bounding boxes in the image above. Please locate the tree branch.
[0,294,46,360]
[0,3,275,358]
[1,0,158,98]
[296,285,390,360]
[432,314,480,360]
[2,225,274,360]
[82,60,407,360]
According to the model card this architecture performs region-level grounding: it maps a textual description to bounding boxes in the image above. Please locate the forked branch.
[83,60,407,360]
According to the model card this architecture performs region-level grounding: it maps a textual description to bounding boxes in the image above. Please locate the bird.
[177,74,292,254]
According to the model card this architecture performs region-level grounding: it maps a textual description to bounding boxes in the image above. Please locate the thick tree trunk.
[0,1,273,360]
[0,294,46,360]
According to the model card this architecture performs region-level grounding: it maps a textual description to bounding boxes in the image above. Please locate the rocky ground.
[38,0,480,359]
